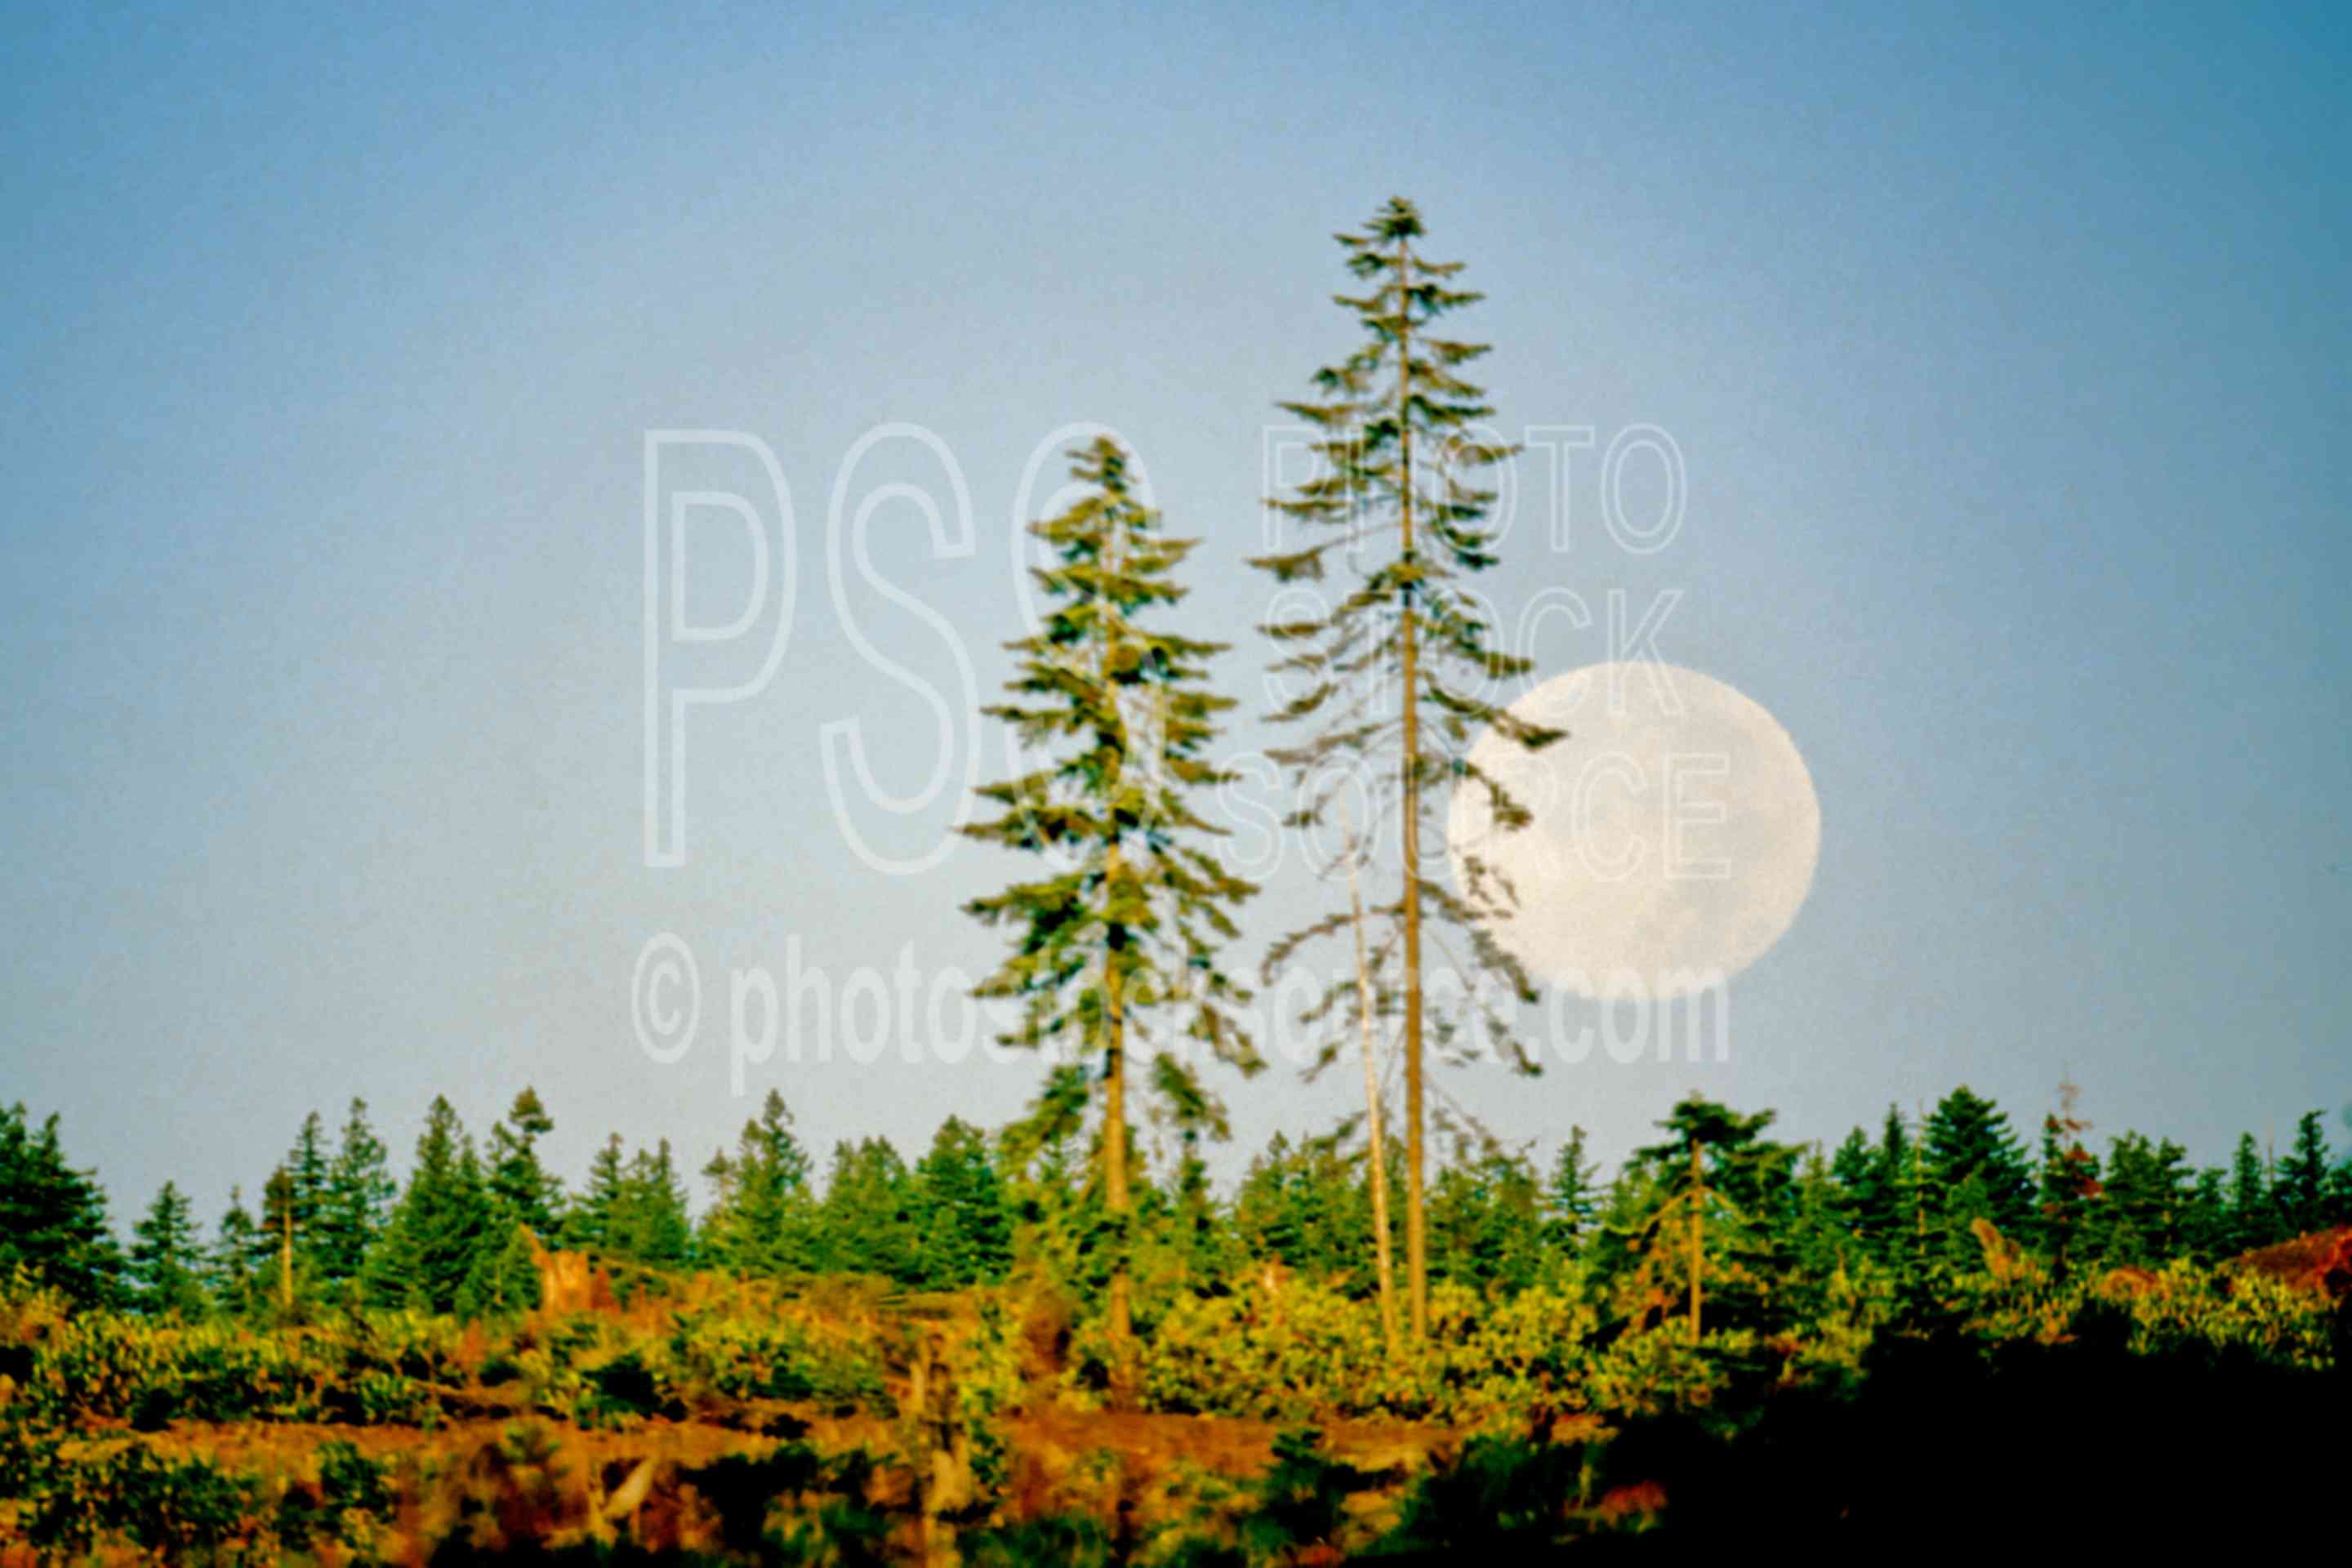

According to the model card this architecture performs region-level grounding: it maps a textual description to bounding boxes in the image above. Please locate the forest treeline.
[4,1078,2347,1323]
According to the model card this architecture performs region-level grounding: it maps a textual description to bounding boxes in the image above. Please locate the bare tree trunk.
[1104,929,1131,1361]
[1393,231,1429,1343]
[1914,1102,1927,1268]
[1347,807,1401,1360]
[280,1200,295,1314]
[1687,1144,1704,1343]
[1098,508,1134,1400]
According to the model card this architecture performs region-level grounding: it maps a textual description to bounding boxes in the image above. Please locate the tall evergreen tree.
[1250,198,1563,1338]
[1233,1133,1307,1271]
[2275,1110,2332,1236]
[818,1138,920,1282]
[570,1134,630,1253]
[1428,1146,1545,1294]
[1543,1126,1600,1255]
[370,1096,493,1313]
[616,1138,693,1267]
[2182,1166,2231,1262]
[2225,1131,2271,1252]
[912,1116,1014,1290]
[962,435,1260,1368]
[1234,1130,1370,1285]
[284,1111,330,1266]
[1827,1126,1876,1245]
[2036,1080,2100,1281]
[1922,1086,2034,1260]
[698,1091,816,1276]
[487,1086,564,1240]
[316,1099,395,1286]
[2092,1132,2190,1267]
[127,1182,207,1317]
[1862,1105,1923,1272]
[0,1103,121,1306]
[1615,1095,1798,1339]
[1785,1145,1856,1285]
[208,1187,260,1314]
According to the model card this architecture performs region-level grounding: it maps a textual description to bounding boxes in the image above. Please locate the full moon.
[1445,662,1820,1000]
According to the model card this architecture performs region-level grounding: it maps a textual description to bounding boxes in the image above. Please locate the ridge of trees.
[7,1086,2346,1321]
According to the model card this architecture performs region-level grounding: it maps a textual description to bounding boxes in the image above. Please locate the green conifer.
[127,1181,207,1317]
[962,435,1260,1365]
[1922,1086,2034,1259]
[209,1187,259,1313]
[2226,1131,2271,1252]
[1250,198,1563,1337]
[1543,1126,1600,1254]
[2035,1080,2100,1280]
[487,1086,564,1241]
[621,1138,694,1267]
[698,1091,816,1276]
[0,1103,122,1306]
[912,1116,1014,1290]
[2275,1110,2332,1236]
[819,1138,919,1282]
[316,1098,395,1287]
[369,1096,493,1313]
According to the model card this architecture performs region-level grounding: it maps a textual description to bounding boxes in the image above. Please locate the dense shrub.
[0,1422,261,1557]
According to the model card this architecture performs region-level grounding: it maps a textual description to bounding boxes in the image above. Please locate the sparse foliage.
[1249,197,1563,1337]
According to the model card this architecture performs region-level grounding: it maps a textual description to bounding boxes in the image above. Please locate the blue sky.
[3,1,2348,1223]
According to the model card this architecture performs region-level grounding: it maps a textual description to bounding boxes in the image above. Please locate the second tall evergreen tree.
[964,437,1260,1376]
[1251,197,1562,1337]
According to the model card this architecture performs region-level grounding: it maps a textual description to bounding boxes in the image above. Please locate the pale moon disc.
[1445,662,1820,1000]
